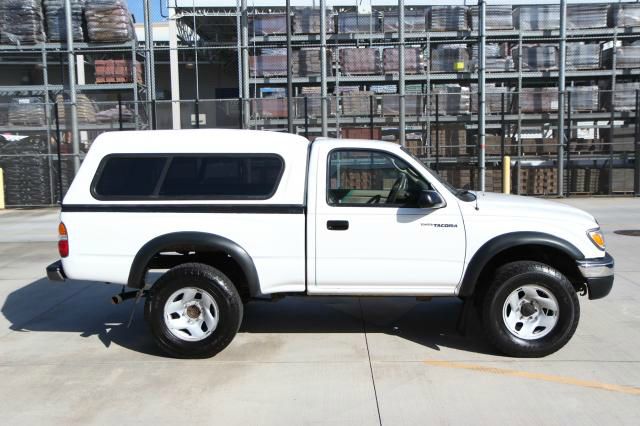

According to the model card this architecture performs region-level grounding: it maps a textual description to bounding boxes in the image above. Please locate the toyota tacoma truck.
[46,129,614,358]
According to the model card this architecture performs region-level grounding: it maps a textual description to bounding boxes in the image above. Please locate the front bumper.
[576,252,614,300]
[46,260,66,282]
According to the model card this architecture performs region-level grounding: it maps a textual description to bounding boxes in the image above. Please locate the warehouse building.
[0,0,639,207]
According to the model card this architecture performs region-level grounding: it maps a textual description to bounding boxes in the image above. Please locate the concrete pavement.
[0,198,639,425]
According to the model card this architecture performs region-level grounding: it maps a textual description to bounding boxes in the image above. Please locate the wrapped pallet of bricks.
[250,14,287,35]
[599,126,637,152]
[600,81,640,111]
[251,97,288,119]
[471,43,514,72]
[518,168,558,196]
[383,47,425,74]
[293,8,335,34]
[381,94,424,116]
[341,91,375,116]
[292,49,331,77]
[567,86,599,112]
[513,45,558,71]
[339,48,381,75]
[0,135,52,206]
[8,98,47,126]
[0,0,45,44]
[430,6,468,31]
[612,3,640,27]
[566,43,600,70]
[518,88,558,113]
[514,5,559,30]
[567,4,609,29]
[43,0,84,42]
[431,84,470,115]
[95,104,134,123]
[249,48,287,77]
[296,87,336,118]
[382,9,427,32]
[85,0,135,42]
[95,59,143,83]
[337,12,379,33]
[431,126,469,157]
[602,42,640,69]
[484,168,504,193]
[470,5,513,30]
[431,44,470,73]
[438,167,476,189]
[55,94,97,124]
[470,84,511,114]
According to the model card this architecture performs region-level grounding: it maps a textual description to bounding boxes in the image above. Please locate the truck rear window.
[92,154,284,200]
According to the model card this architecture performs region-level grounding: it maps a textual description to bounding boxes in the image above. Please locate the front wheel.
[482,261,580,357]
[145,262,243,358]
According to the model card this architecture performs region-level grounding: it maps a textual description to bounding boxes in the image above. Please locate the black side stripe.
[62,204,305,214]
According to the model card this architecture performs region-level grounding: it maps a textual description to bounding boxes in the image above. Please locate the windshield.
[400,147,476,202]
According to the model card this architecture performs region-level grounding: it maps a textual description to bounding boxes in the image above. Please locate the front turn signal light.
[587,229,605,251]
[58,222,69,258]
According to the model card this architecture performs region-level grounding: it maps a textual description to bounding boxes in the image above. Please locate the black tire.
[145,262,243,359]
[482,261,580,358]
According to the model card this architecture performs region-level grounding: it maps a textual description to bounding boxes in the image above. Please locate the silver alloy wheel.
[502,285,559,340]
[164,287,219,342]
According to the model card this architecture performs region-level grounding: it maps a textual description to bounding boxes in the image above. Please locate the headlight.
[587,229,606,251]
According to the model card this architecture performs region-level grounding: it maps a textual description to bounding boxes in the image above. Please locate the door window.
[327,149,431,207]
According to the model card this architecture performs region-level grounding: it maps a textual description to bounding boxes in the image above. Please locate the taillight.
[58,222,69,258]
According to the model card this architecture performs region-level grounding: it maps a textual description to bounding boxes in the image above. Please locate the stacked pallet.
[292,49,330,77]
[598,126,638,152]
[0,136,54,206]
[438,168,476,189]
[382,47,425,74]
[431,45,470,72]
[95,105,134,123]
[431,84,470,115]
[85,0,135,42]
[339,168,383,191]
[43,0,84,42]
[470,6,513,30]
[297,86,336,117]
[431,127,468,156]
[566,43,600,70]
[518,88,558,113]
[337,12,379,33]
[567,86,599,111]
[55,94,97,124]
[567,4,609,29]
[470,84,511,114]
[612,3,640,27]
[478,135,513,156]
[8,98,47,126]
[0,0,45,44]
[381,94,424,116]
[518,168,558,195]
[430,6,468,31]
[251,98,287,119]
[484,168,504,193]
[341,91,374,116]
[568,168,602,194]
[95,59,143,83]
[513,5,560,31]
[601,82,640,111]
[293,8,335,34]
[513,45,559,71]
[250,14,287,35]
[340,48,381,75]
[602,43,640,69]
[383,9,427,32]
[472,43,514,72]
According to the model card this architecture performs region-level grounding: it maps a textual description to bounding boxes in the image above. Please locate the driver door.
[313,148,465,294]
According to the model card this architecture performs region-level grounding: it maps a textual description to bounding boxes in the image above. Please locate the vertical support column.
[64,0,80,173]
[478,0,486,191]
[241,0,250,129]
[168,8,181,129]
[236,0,243,127]
[635,89,640,196]
[609,29,618,195]
[516,32,523,194]
[398,0,406,146]
[557,0,567,197]
[320,0,328,137]
[143,0,153,128]
[286,0,294,133]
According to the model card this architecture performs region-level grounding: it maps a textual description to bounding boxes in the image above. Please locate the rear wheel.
[145,263,243,358]
[482,261,580,357]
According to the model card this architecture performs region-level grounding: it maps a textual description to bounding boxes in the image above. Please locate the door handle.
[327,220,349,231]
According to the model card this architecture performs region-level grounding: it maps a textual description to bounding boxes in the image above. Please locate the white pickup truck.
[46,129,614,359]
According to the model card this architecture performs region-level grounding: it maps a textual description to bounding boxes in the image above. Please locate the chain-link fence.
[0,0,639,206]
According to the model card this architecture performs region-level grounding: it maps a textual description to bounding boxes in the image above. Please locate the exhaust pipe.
[111,290,140,305]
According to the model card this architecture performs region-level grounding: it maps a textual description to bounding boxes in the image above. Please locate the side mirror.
[417,190,446,209]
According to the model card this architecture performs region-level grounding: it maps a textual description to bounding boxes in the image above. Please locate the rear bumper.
[576,253,614,300]
[46,260,66,282]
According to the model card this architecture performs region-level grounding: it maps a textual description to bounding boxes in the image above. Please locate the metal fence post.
[370,94,375,139]
[635,89,640,196]
[118,94,123,131]
[195,98,200,129]
[478,0,486,191]
[435,94,440,172]
[54,100,63,204]
[304,96,309,139]
[557,0,567,197]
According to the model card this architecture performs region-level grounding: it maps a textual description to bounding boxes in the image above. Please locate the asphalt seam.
[359,297,383,426]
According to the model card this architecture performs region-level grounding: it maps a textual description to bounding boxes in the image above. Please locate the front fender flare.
[457,231,584,297]
[127,231,260,296]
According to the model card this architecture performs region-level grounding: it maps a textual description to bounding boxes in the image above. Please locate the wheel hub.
[520,301,537,317]
[163,287,220,342]
[186,304,202,319]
